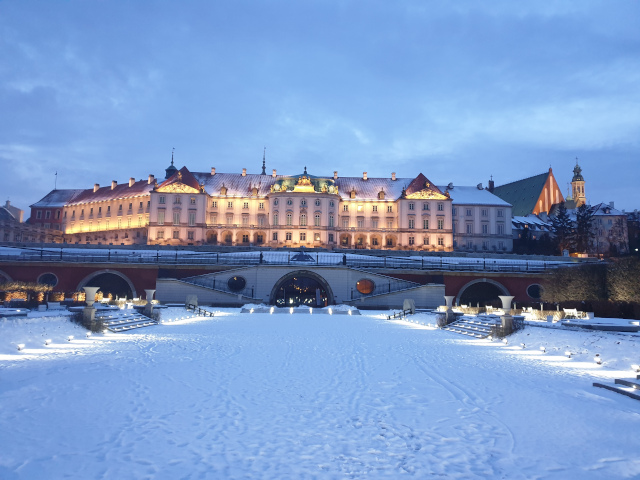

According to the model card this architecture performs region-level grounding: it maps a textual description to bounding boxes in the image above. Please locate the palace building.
[28,158,513,251]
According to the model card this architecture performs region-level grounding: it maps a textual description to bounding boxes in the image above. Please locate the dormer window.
[220,186,227,196]
[350,189,356,199]
[378,190,385,200]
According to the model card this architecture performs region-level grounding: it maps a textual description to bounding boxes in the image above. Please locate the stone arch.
[339,233,352,247]
[355,234,367,248]
[253,231,267,245]
[220,230,234,245]
[456,278,509,307]
[77,269,137,299]
[384,234,397,248]
[269,270,335,307]
[206,230,218,244]
[370,234,382,249]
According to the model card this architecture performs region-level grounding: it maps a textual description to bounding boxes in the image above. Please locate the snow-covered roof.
[0,206,16,222]
[67,181,154,206]
[30,189,85,208]
[438,185,511,206]
[512,215,551,229]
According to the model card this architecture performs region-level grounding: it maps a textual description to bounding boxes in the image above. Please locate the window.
[157,230,165,239]
[343,204,349,212]
[287,199,293,206]
[138,216,143,227]
[482,224,488,234]
[423,219,429,230]
[190,197,196,205]
[273,213,279,226]
[173,212,180,225]
[342,219,349,228]
[482,241,488,250]
[314,233,320,242]
[127,217,132,227]
[118,219,122,228]
[212,200,217,208]
[466,224,473,234]
[408,203,414,210]
[242,234,249,243]
[371,237,379,246]
[357,205,364,213]
[387,205,393,213]
[372,220,378,228]
[437,203,444,211]
[189,212,196,227]
[372,205,378,213]
[227,201,233,208]
[286,232,292,241]
[328,233,334,243]
[286,213,292,226]
[258,216,265,226]
[301,199,306,207]
[423,203,429,211]
[274,199,279,206]
[272,232,278,241]
[300,232,306,241]
[408,236,415,245]
[300,214,307,226]
[107,206,111,213]
[173,230,180,239]
[72,211,76,219]
[118,205,122,211]
[466,208,472,216]
[467,240,473,249]
[187,231,194,240]
[329,201,334,207]
[357,219,364,228]
[240,216,247,225]
[482,209,488,216]
[438,219,444,230]
[210,214,217,223]
[329,215,334,227]
[243,202,249,209]
[497,209,504,217]
[498,241,505,250]
[497,224,505,235]
[314,214,321,226]
[387,220,393,228]
[315,199,321,206]
[452,208,457,216]
[257,234,264,243]
[259,202,264,209]
[437,237,444,246]
[159,196,166,205]
[226,215,233,224]
[423,236,430,245]
[407,219,414,229]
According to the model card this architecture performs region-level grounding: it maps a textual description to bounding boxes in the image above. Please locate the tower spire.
[261,147,266,175]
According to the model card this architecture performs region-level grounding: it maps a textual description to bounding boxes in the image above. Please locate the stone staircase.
[442,317,497,339]
[97,311,158,332]
[593,375,640,401]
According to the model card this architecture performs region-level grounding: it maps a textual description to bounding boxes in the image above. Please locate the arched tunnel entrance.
[458,279,509,307]
[79,271,135,300]
[270,271,334,307]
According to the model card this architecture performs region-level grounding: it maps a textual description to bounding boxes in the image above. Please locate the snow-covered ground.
[1,309,639,479]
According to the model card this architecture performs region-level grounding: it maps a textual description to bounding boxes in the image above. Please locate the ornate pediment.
[406,189,448,200]
[293,175,315,192]
[157,183,200,194]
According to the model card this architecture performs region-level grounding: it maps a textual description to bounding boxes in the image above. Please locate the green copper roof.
[492,171,550,216]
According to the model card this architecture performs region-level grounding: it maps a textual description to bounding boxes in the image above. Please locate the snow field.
[0,310,639,479]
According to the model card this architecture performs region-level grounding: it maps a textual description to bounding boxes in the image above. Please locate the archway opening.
[85,273,133,300]
[458,281,505,307]
[273,274,330,307]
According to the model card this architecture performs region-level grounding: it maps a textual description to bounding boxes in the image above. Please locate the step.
[450,325,492,336]
[615,379,640,390]
[443,327,484,338]
[593,383,640,401]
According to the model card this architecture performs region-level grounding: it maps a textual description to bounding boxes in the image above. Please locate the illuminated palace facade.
[30,163,513,252]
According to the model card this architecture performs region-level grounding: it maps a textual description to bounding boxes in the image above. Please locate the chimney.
[391,172,396,181]
[242,168,247,177]
[5,200,10,208]
[488,178,495,193]
[609,201,615,209]
[148,174,154,185]
[334,171,338,179]
[93,183,100,193]
[129,177,135,187]
[111,180,117,190]
[211,167,216,175]
[272,169,277,178]
[363,172,368,180]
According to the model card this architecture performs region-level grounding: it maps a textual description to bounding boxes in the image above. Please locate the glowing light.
[17,344,25,351]
[270,307,274,314]
[328,308,333,315]
[250,308,254,314]
[309,308,313,314]
[290,307,294,314]
[348,310,352,315]
[44,339,52,346]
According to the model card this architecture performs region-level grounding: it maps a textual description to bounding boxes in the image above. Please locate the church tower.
[571,158,586,207]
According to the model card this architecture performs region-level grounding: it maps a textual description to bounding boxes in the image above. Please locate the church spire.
[165,147,178,179]
[571,157,586,207]
[261,147,266,175]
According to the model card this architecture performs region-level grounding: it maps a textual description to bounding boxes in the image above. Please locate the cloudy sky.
[1,1,639,213]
